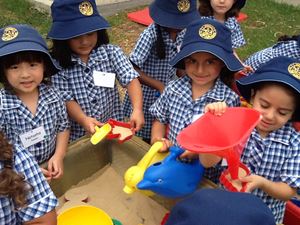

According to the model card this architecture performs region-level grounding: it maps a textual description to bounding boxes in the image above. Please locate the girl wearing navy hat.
[199,0,252,72]
[199,56,300,224]
[149,18,243,153]
[0,24,70,181]
[48,0,144,141]
[0,132,58,224]
[245,34,300,71]
[123,0,200,143]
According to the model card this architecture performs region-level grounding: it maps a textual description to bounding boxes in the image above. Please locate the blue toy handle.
[165,146,185,162]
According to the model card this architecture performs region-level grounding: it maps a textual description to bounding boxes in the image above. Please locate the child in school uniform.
[0,131,58,224]
[244,34,300,71]
[198,56,300,224]
[198,0,251,71]
[48,0,144,141]
[149,18,243,152]
[0,24,70,180]
[123,0,200,143]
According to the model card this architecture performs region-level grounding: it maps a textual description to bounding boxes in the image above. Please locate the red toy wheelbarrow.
[177,107,261,192]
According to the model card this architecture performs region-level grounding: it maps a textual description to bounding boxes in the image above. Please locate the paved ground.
[29,0,300,17]
[29,0,152,17]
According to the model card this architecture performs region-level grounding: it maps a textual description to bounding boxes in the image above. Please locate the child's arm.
[233,50,253,73]
[24,209,57,225]
[151,119,172,152]
[240,175,297,201]
[126,78,145,132]
[66,100,102,134]
[134,66,165,94]
[47,130,70,179]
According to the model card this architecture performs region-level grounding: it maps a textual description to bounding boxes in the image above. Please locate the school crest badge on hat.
[199,24,217,40]
[177,0,190,12]
[288,63,300,79]
[2,27,18,41]
[79,1,93,16]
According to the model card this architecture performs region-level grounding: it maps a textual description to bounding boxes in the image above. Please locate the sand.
[57,166,168,225]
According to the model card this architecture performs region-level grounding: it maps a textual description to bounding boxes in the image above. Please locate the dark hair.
[198,0,240,19]
[277,34,300,42]
[50,29,110,69]
[252,82,300,122]
[155,24,166,59]
[220,67,235,88]
[0,132,31,208]
[0,51,54,91]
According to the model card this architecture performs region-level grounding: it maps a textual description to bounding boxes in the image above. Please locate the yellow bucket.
[57,205,113,225]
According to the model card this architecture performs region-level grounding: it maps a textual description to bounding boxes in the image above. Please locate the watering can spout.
[123,185,134,194]
[123,142,163,194]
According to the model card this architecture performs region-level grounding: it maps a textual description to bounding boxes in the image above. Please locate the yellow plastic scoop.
[90,123,112,145]
[123,141,166,194]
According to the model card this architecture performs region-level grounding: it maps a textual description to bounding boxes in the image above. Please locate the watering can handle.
[166,146,185,161]
[137,142,163,170]
[90,123,112,145]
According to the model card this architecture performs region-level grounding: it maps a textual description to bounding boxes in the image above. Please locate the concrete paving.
[29,0,153,17]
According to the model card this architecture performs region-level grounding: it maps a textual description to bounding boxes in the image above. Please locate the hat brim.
[149,4,200,29]
[237,71,300,101]
[0,41,60,74]
[48,15,110,40]
[235,0,246,9]
[170,42,243,71]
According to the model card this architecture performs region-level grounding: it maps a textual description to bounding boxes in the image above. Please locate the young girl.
[0,24,70,180]
[198,0,251,71]
[244,34,300,71]
[199,56,300,224]
[48,0,144,141]
[0,131,58,224]
[149,18,243,151]
[123,0,200,143]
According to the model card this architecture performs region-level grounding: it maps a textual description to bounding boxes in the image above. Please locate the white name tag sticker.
[93,70,115,88]
[19,126,46,148]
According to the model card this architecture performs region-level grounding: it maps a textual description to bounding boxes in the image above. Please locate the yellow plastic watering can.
[123,141,168,195]
[90,123,112,145]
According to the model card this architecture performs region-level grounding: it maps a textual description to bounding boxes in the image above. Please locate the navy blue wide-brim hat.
[0,24,60,74]
[237,56,300,121]
[48,0,110,40]
[170,18,243,71]
[149,0,200,29]
[165,189,276,225]
[234,0,246,9]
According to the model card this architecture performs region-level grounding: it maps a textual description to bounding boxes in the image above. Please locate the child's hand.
[239,174,267,192]
[47,154,64,179]
[151,137,173,152]
[130,109,145,132]
[204,101,227,116]
[179,150,198,160]
[242,64,254,74]
[82,116,103,134]
[40,167,52,182]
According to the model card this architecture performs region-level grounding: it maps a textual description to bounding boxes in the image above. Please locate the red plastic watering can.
[177,107,261,192]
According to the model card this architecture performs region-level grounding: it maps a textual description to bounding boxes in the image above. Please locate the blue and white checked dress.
[241,124,300,224]
[0,84,69,164]
[149,76,240,145]
[202,16,246,49]
[244,40,300,71]
[0,145,58,225]
[123,23,186,140]
[52,44,139,141]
